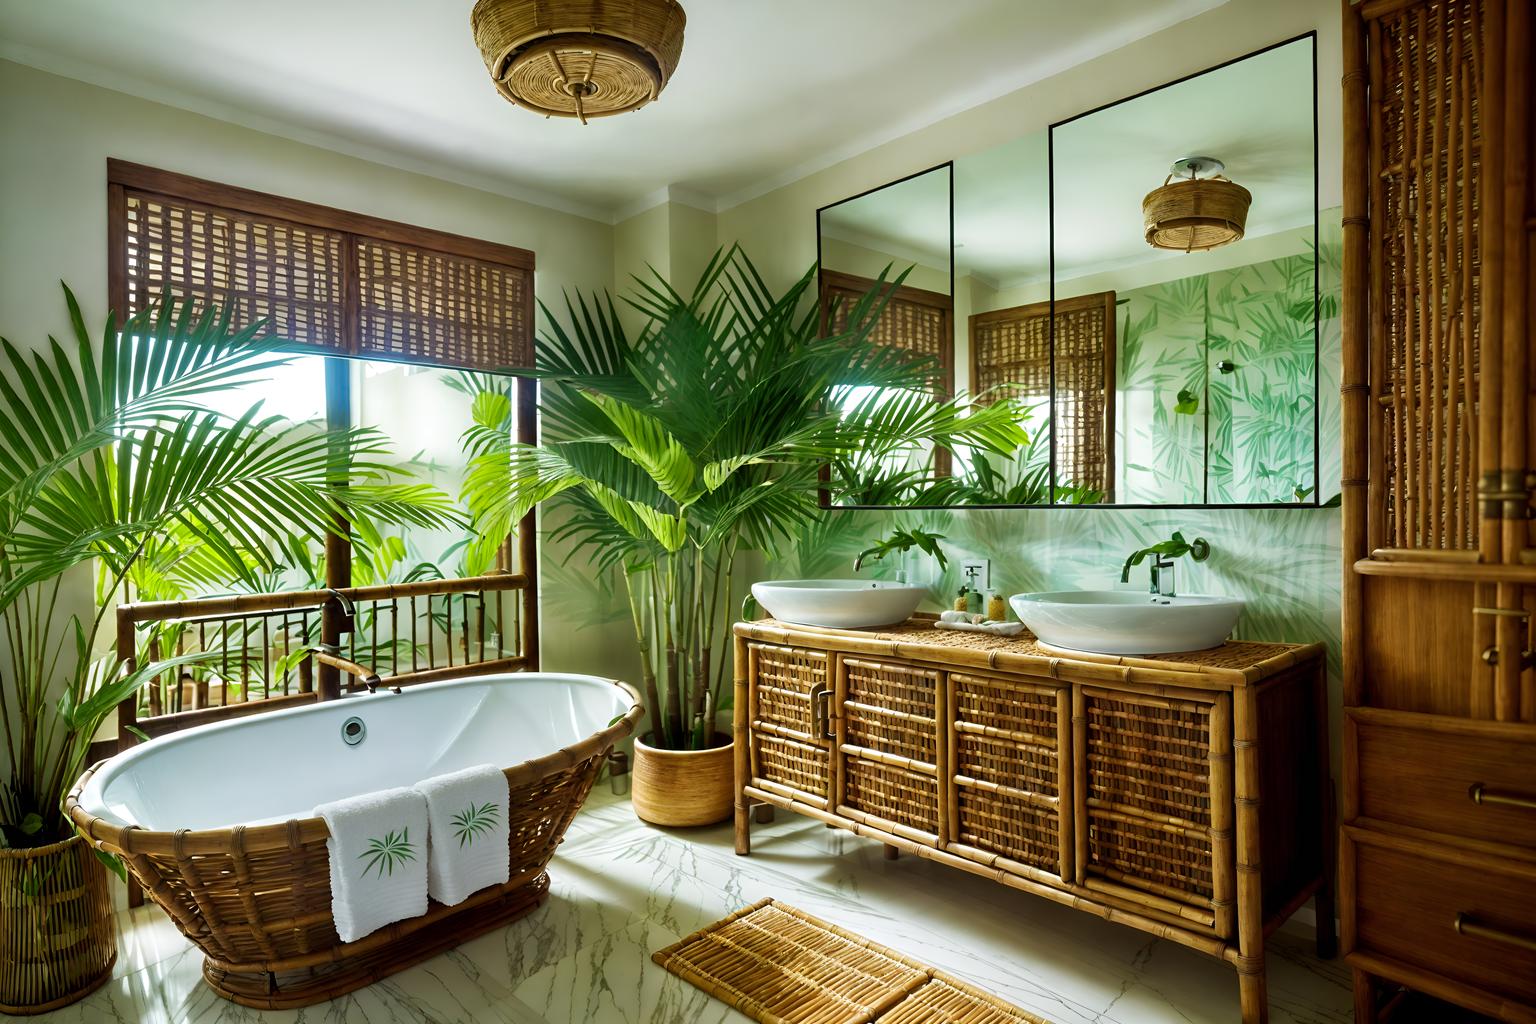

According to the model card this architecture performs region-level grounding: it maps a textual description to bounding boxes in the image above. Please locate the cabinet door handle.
[810,688,833,740]
[1454,913,1536,953]
[1468,782,1536,812]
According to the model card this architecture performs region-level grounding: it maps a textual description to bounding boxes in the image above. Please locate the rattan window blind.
[969,292,1116,498]
[108,160,535,371]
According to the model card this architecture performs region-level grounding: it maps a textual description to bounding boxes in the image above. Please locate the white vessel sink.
[751,579,925,629]
[1009,590,1244,655]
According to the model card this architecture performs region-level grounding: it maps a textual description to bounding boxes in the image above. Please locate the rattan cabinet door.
[836,658,943,841]
[746,643,833,808]
[947,672,1071,880]
[1075,685,1232,937]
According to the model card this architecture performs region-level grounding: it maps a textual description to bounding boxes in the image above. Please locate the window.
[107,160,537,642]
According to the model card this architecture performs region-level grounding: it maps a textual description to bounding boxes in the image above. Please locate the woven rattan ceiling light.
[1142,156,1252,252]
[470,0,686,124]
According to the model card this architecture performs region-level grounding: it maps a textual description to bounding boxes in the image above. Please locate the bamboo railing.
[114,571,534,744]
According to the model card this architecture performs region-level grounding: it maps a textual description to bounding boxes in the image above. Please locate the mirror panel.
[1050,35,1318,505]
[817,164,954,507]
[952,131,1054,505]
[813,35,1318,509]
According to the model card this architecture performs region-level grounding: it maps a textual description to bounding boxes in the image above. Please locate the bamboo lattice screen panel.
[970,292,1115,498]
[1371,0,1483,550]
[110,162,536,371]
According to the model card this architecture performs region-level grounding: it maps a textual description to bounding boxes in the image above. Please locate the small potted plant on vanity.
[472,247,1025,826]
[0,288,451,1011]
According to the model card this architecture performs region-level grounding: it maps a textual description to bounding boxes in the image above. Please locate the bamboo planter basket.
[63,683,643,1009]
[0,835,116,1015]
[632,733,733,827]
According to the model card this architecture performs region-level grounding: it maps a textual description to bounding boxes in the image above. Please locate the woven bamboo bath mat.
[652,898,1051,1024]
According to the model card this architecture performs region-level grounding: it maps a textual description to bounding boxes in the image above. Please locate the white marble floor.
[37,787,1353,1024]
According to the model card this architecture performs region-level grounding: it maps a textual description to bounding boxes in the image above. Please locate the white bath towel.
[415,764,510,906]
[315,786,429,943]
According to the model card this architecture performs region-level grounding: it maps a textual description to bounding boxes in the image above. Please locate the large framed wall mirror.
[817,34,1319,509]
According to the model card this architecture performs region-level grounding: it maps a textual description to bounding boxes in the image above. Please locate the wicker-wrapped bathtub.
[65,673,642,1009]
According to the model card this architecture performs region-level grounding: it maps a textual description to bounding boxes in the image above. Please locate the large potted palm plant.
[466,247,1026,826]
[0,287,451,1012]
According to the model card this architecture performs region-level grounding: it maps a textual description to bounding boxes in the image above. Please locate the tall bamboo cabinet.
[1340,0,1535,1019]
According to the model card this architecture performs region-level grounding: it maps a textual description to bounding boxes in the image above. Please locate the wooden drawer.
[748,643,830,741]
[837,658,941,840]
[1352,709,1536,852]
[1349,827,1536,1006]
[1077,686,1225,930]
[747,644,832,805]
[948,672,1068,877]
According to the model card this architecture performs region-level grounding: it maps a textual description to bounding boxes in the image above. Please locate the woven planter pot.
[632,733,733,827]
[0,835,116,1015]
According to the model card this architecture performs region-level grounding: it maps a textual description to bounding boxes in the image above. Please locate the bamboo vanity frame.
[732,617,1334,1024]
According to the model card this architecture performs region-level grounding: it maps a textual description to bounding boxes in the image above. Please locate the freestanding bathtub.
[66,673,641,1008]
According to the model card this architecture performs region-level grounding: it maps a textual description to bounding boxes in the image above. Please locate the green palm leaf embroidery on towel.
[452,802,500,848]
[358,827,416,879]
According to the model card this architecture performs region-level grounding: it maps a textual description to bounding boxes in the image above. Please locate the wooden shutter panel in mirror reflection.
[819,269,955,398]
[122,190,347,350]
[970,292,1115,500]
[355,238,533,370]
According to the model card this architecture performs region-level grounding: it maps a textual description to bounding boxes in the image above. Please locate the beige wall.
[0,58,634,680]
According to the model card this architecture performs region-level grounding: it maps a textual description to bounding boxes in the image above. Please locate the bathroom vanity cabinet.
[732,617,1333,1024]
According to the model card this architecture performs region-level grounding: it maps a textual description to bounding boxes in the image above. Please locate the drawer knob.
[1454,912,1536,953]
[1468,782,1536,812]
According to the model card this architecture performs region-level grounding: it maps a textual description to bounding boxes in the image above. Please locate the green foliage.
[854,528,948,573]
[0,286,454,844]
[1120,531,1211,583]
[467,246,1027,749]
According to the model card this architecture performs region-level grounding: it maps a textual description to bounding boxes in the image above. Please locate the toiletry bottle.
[954,586,970,612]
[986,591,1006,622]
[966,587,984,615]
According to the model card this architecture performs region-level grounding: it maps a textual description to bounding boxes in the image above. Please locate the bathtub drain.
[341,716,366,746]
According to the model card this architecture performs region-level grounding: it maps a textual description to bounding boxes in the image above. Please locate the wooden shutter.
[819,269,954,399]
[108,160,535,371]
[121,190,347,351]
[355,237,533,369]
[969,292,1116,500]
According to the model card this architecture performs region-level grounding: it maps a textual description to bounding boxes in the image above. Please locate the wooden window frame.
[106,159,540,670]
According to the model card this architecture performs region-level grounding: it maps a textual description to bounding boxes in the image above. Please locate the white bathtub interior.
[77,673,632,832]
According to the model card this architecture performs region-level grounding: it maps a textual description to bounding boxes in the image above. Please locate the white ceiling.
[0,0,1229,222]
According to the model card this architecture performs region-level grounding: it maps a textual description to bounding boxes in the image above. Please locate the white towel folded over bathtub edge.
[415,764,510,906]
[315,786,429,943]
